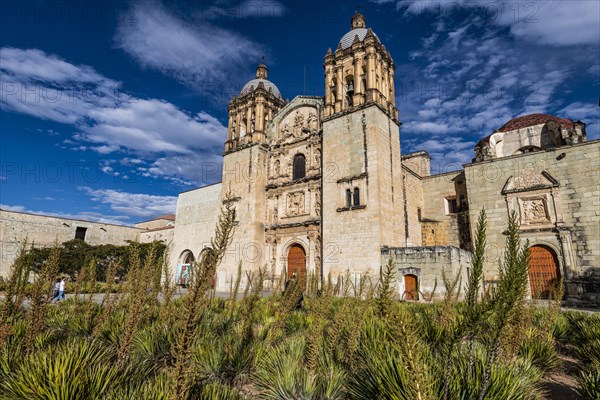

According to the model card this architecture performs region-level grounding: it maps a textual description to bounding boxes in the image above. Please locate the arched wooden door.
[528,245,560,299]
[404,274,418,300]
[287,244,306,286]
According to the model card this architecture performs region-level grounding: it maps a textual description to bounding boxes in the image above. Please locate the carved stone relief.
[514,172,543,190]
[520,197,550,224]
[287,191,305,216]
[277,107,319,144]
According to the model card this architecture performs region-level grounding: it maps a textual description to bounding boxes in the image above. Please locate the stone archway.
[528,245,561,299]
[179,250,195,265]
[287,244,307,285]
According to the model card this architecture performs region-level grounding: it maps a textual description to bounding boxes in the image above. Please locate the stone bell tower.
[220,65,286,276]
[225,64,286,152]
[321,13,404,277]
[323,13,397,119]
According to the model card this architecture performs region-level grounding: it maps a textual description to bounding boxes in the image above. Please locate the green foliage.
[27,239,166,281]
[577,368,600,400]
[2,206,591,400]
[518,335,560,372]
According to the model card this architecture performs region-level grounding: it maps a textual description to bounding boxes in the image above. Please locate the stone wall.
[382,246,472,300]
[464,141,600,287]
[322,104,404,278]
[402,165,423,246]
[169,183,222,285]
[420,171,462,247]
[0,209,142,277]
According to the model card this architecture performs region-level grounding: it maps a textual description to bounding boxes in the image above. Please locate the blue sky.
[1,0,599,225]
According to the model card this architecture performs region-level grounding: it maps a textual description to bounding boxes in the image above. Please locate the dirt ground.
[543,346,582,400]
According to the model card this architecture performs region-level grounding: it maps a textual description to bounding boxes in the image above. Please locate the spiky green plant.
[376,258,396,318]
[24,244,60,352]
[0,241,32,345]
[477,210,531,400]
[170,197,236,400]
[577,367,600,400]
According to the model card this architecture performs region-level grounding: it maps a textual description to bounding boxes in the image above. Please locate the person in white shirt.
[53,278,66,303]
[50,279,60,302]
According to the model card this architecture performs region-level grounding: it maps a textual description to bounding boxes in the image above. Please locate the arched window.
[346,189,352,208]
[353,187,360,206]
[293,154,306,180]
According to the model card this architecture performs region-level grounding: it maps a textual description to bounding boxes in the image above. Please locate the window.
[75,227,87,241]
[293,154,306,180]
[445,196,458,214]
[353,187,360,206]
[346,189,352,208]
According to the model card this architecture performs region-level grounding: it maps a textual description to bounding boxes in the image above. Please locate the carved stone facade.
[162,13,599,302]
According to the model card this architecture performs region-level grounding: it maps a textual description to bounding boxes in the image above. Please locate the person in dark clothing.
[283,273,304,310]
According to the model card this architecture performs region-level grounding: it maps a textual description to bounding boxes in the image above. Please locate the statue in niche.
[293,111,305,138]
[281,123,291,140]
[314,150,321,167]
[307,112,318,131]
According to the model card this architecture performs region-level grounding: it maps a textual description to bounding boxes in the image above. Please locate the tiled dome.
[240,78,281,98]
[338,28,379,50]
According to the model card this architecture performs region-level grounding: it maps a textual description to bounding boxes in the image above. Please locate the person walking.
[50,278,60,302]
[53,277,66,303]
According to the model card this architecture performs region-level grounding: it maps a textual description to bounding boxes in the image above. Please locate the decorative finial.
[351,10,366,29]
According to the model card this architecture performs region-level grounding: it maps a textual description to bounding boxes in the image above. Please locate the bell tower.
[225,64,286,152]
[323,13,397,119]
[321,13,404,277]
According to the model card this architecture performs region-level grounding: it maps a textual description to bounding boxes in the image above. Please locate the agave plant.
[1,338,124,399]
[576,368,600,400]
[517,333,560,372]
[253,336,345,400]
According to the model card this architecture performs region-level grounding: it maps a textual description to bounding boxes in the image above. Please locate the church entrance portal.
[404,274,418,300]
[287,244,306,286]
[528,245,560,299]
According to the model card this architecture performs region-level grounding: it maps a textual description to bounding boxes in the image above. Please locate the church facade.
[169,13,600,302]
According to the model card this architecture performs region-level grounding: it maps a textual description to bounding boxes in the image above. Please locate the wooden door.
[528,245,560,299]
[287,244,306,287]
[404,274,418,300]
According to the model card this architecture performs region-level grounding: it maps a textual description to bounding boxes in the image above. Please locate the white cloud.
[78,187,177,218]
[201,0,286,19]
[392,4,599,168]
[0,47,227,183]
[148,152,223,186]
[388,0,600,46]
[0,203,133,226]
[114,2,269,102]
[403,136,476,171]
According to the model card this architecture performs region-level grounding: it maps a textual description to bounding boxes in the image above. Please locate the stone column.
[335,67,343,113]
[353,56,362,105]
[366,51,375,102]
[256,100,264,132]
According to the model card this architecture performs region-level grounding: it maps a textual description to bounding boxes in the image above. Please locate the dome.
[338,13,379,50]
[240,78,281,98]
[498,113,575,132]
[339,28,379,49]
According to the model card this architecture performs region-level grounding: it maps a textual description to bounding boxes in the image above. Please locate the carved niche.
[277,106,319,144]
[502,170,561,228]
[287,191,305,216]
[519,197,550,224]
